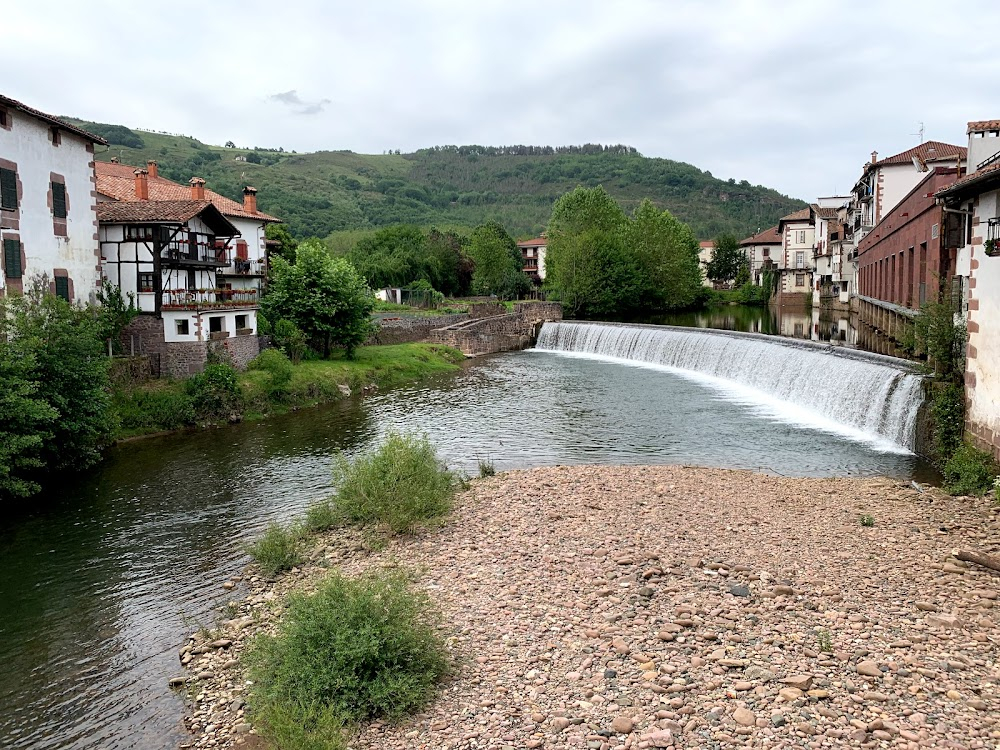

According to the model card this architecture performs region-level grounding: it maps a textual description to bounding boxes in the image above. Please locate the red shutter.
[236,240,248,260]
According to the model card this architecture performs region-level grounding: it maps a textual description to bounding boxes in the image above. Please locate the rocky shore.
[179,465,1000,749]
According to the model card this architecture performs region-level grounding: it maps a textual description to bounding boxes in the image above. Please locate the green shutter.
[3,239,21,278]
[0,168,17,210]
[54,276,69,301]
[52,182,67,219]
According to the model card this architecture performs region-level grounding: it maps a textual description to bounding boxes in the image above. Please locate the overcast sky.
[5,0,1000,201]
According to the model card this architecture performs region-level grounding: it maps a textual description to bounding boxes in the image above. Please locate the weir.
[535,321,926,452]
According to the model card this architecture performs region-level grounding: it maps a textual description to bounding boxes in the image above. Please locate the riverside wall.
[430,301,563,356]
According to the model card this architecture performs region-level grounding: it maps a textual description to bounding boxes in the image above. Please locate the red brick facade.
[856,168,963,309]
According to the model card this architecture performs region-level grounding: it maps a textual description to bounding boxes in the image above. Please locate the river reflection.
[0,351,934,749]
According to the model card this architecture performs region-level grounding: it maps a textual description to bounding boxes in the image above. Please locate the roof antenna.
[911,122,925,143]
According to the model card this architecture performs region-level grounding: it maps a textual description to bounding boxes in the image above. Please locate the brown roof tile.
[811,204,838,219]
[936,160,1000,198]
[874,140,966,166]
[95,161,280,222]
[0,93,107,144]
[516,237,547,247]
[740,225,781,246]
[97,200,215,223]
[778,208,812,225]
[968,120,1000,133]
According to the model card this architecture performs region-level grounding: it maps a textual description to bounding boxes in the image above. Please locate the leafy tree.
[265,223,299,265]
[96,280,139,354]
[426,228,473,297]
[262,240,375,358]
[0,281,112,501]
[467,221,527,299]
[705,233,746,285]
[626,199,703,311]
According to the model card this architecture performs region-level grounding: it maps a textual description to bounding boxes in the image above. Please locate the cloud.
[267,90,332,116]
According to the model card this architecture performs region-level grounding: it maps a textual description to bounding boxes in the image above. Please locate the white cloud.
[3,0,1000,200]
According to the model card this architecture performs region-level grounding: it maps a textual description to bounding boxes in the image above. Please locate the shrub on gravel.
[943,443,999,497]
[309,432,458,535]
[245,522,304,576]
[244,568,449,749]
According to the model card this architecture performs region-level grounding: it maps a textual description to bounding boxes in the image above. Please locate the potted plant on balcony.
[986,238,999,257]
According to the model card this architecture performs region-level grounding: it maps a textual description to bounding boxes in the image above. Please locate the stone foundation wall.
[121,315,259,379]
[431,301,562,356]
[210,334,260,371]
[368,313,469,346]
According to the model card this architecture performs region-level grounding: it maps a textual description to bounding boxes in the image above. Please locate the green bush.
[248,349,295,400]
[186,363,243,422]
[244,569,449,749]
[246,522,304,576]
[112,387,195,431]
[273,319,309,364]
[317,432,458,535]
[942,444,1000,496]
[931,382,965,466]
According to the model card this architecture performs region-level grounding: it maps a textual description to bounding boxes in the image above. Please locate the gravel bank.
[179,466,1000,749]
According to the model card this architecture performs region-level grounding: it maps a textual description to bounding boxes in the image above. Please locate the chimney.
[146,160,158,179]
[189,177,206,200]
[134,168,149,200]
[243,186,258,214]
[871,150,878,164]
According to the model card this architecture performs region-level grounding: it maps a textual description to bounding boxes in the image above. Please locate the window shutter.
[54,276,70,301]
[0,168,17,210]
[3,239,21,278]
[236,240,248,260]
[52,182,67,219]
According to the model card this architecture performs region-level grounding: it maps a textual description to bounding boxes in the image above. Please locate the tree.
[705,233,746,286]
[96,279,139,353]
[265,223,299,265]
[225,141,236,148]
[626,199,704,311]
[467,221,527,300]
[0,280,112,502]
[262,240,375,358]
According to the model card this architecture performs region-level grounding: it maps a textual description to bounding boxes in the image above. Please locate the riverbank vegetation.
[242,433,457,747]
[544,187,706,318]
[910,300,999,494]
[111,344,465,439]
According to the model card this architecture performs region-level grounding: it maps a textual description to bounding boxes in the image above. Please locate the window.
[796,230,806,244]
[762,248,770,258]
[0,167,17,210]
[176,319,190,336]
[209,316,224,333]
[54,276,69,301]
[235,240,248,260]
[795,273,805,287]
[0,108,7,128]
[931,223,939,239]
[125,225,153,241]
[52,182,67,219]
[186,269,197,290]
[138,272,155,293]
[235,314,248,331]
[795,251,805,268]
[3,238,21,278]
[50,127,61,147]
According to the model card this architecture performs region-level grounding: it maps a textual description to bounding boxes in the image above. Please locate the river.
[0,344,934,749]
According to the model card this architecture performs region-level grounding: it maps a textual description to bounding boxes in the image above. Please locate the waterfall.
[534,321,925,452]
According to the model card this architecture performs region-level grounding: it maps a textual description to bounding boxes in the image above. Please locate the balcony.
[162,241,228,268]
[218,258,266,277]
[161,288,259,310]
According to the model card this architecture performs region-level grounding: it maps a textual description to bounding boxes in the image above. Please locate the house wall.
[965,187,1000,459]
[0,108,99,302]
[856,169,959,310]
[968,127,1000,170]
[220,216,267,292]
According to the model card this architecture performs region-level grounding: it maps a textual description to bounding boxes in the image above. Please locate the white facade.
[0,98,102,303]
[517,240,547,280]
[966,186,1000,451]
[778,217,815,296]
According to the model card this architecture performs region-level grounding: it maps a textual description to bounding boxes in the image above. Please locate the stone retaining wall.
[431,301,562,356]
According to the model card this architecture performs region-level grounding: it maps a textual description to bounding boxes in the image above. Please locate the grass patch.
[110,343,464,441]
[859,514,874,527]
[245,522,305,576]
[478,458,496,478]
[244,568,449,750]
[309,432,458,536]
[942,444,1000,496]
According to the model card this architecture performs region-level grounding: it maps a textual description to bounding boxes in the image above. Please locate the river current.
[0,348,933,749]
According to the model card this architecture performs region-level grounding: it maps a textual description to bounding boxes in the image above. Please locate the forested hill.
[68,118,806,240]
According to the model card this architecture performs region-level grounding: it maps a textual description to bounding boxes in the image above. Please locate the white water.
[534,321,925,453]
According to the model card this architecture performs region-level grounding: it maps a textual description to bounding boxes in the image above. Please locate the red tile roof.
[516,237,547,247]
[96,199,239,236]
[778,208,812,226]
[874,140,966,167]
[935,160,1000,198]
[95,161,280,222]
[698,241,715,249]
[0,93,107,144]
[811,205,838,219]
[968,120,1000,133]
[740,225,781,246]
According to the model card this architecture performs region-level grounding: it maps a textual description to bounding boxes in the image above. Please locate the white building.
[94,162,280,376]
[516,237,547,281]
[935,120,1000,461]
[739,226,781,286]
[0,94,106,303]
[697,241,715,287]
[775,207,815,302]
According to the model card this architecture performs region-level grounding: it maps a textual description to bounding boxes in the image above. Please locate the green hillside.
[67,119,805,240]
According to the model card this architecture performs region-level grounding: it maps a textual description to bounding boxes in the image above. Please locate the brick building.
[856,167,965,310]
